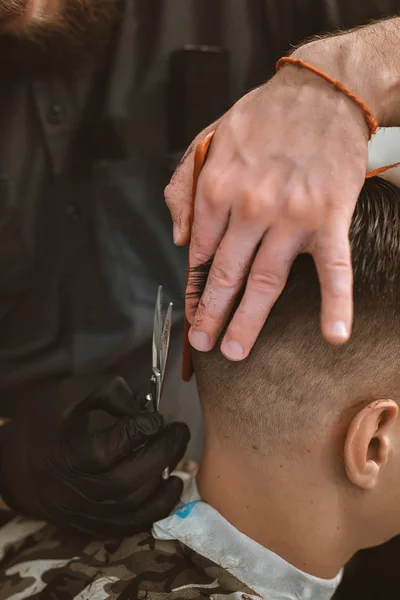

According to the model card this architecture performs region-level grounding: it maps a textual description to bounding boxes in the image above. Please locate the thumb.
[164,122,218,246]
[84,376,141,416]
[59,375,142,427]
[68,376,144,426]
[68,413,164,473]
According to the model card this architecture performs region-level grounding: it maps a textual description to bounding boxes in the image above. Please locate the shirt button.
[48,102,66,124]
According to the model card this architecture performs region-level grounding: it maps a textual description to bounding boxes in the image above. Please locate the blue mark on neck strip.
[175,501,198,519]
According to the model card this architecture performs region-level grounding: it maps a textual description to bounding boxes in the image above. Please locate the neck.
[198,435,355,580]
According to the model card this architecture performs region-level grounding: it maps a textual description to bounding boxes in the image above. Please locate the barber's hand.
[165,63,369,360]
[0,376,190,537]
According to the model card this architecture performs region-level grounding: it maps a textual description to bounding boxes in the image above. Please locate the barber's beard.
[0,0,120,74]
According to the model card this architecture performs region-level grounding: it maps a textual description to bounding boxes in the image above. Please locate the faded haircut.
[191,177,400,455]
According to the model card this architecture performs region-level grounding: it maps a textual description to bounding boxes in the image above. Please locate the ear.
[344,400,398,490]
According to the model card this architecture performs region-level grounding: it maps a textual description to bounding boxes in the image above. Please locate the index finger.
[164,123,217,246]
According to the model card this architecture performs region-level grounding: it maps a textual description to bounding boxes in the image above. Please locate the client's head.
[191,177,400,573]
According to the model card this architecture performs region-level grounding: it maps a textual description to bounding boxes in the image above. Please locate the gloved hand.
[0,376,190,537]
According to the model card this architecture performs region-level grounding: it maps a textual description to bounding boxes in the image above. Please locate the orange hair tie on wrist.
[276,57,378,138]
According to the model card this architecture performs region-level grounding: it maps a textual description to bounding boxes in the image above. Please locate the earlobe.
[344,400,398,490]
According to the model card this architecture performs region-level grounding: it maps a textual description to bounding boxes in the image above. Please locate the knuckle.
[325,259,352,282]
[321,261,352,297]
[199,172,229,211]
[248,270,285,294]
[327,256,351,270]
[192,296,220,324]
[318,237,350,261]
[164,183,178,209]
[239,187,276,222]
[164,183,173,204]
[191,299,208,325]
[190,245,213,268]
[209,263,237,290]
[285,188,316,222]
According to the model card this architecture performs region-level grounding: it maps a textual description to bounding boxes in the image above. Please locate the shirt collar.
[153,476,342,600]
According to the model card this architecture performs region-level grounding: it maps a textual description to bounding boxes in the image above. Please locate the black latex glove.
[0,376,190,537]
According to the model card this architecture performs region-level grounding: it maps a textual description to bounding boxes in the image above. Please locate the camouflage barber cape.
[0,516,258,599]
[0,476,341,599]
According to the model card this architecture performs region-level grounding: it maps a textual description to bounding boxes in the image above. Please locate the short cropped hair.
[191,178,400,455]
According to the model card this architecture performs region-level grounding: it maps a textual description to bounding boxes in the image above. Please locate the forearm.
[291,17,400,126]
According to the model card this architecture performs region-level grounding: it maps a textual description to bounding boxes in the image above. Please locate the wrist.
[291,25,399,126]
[275,57,370,141]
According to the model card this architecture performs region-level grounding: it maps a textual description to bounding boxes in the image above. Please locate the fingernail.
[222,340,244,361]
[189,330,211,352]
[173,222,181,244]
[330,321,348,341]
